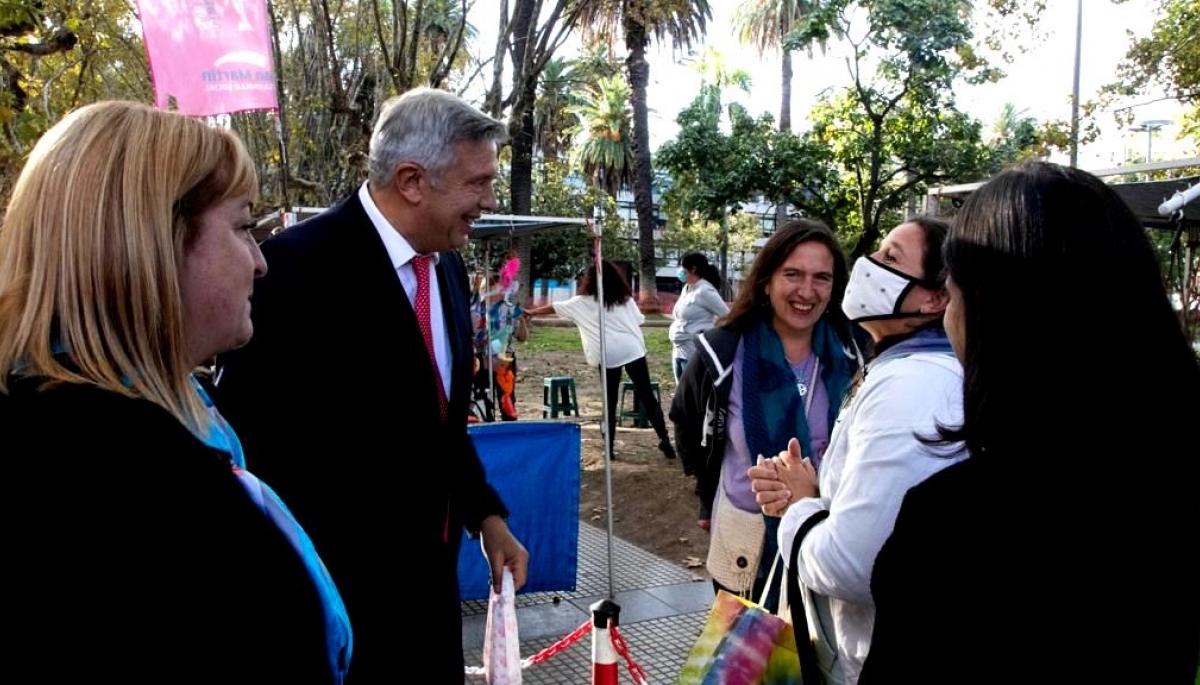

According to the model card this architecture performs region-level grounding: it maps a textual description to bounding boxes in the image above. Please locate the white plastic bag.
[483,568,522,684]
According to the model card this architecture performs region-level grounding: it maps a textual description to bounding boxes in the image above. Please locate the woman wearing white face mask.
[669,252,729,382]
[747,217,967,685]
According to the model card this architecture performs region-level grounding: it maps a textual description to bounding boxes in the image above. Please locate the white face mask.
[841,256,930,323]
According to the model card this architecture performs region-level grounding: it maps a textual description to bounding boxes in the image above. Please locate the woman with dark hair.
[859,161,1200,683]
[670,219,861,612]
[747,217,966,684]
[670,252,729,382]
[525,260,675,459]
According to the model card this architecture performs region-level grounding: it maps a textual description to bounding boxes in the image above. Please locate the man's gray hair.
[368,87,507,187]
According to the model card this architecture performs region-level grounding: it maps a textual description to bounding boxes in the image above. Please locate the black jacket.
[1,379,337,682]
[669,326,743,520]
[861,456,1200,684]
[214,191,508,684]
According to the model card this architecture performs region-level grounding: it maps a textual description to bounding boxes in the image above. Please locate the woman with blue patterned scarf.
[670,219,861,613]
[748,217,967,684]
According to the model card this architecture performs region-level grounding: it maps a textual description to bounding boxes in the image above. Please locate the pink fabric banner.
[137,0,278,117]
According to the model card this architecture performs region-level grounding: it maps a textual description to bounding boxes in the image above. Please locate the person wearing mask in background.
[749,217,966,684]
[670,252,729,383]
[0,101,351,683]
[670,220,860,612]
[859,161,1200,683]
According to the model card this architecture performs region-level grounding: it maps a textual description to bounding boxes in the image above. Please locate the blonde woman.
[0,102,351,683]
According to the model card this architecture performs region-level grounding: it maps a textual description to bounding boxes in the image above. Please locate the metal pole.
[1069,0,1083,168]
[591,214,616,600]
[485,242,495,420]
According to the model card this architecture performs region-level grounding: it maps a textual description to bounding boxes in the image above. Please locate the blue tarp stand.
[458,420,581,600]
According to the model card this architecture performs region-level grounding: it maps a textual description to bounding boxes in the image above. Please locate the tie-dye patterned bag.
[676,574,802,685]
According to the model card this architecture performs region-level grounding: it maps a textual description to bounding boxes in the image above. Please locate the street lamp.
[1130,119,1172,163]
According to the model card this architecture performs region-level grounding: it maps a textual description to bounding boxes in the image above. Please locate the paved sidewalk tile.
[461,521,714,682]
[464,611,708,684]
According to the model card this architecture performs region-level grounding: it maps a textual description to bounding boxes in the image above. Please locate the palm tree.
[734,0,822,131]
[733,0,829,225]
[534,57,578,162]
[572,39,624,84]
[566,75,635,197]
[692,46,752,96]
[567,0,712,311]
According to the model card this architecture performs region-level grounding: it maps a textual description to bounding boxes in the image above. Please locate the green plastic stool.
[618,381,660,428]
[542,376,579,418]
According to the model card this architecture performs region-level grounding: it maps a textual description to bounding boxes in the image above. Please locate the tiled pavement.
[462,521,714,684]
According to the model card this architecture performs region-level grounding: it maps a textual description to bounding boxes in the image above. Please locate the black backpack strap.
[788,509,830,685]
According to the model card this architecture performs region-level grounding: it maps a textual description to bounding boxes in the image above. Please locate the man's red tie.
[411,254,449,424]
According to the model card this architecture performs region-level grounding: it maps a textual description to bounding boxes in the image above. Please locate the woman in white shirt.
[526,260,675,460]
[749,217,967,684]
[669,253,729,382]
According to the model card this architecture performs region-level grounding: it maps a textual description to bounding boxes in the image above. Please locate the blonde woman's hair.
[0,100,259,433]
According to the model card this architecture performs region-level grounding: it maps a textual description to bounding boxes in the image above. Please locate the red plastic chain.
[610,625,649,685]
[525,620,593,666]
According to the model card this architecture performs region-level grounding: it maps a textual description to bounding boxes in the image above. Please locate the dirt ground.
[510,332,711,579]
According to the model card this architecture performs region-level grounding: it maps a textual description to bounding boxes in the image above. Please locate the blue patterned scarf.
[740,316,856,608]
[194,378,353,682]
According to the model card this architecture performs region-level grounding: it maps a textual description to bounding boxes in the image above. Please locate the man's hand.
[480,515,529,593]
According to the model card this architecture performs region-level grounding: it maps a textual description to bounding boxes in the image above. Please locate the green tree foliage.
[566,0,713,310]
[482,158,634,297]
[982,102,1066,174]
[1,0,149,205]
[529,159,634,285]
[238,0,480,208]
[789,0,1006,258]
[656,77,848,244]
[658,208,760,257]
[533,56,577,162]
[566,74,635,197]
[1108,0,1200,139]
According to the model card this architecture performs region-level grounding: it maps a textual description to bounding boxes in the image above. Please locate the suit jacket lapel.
[435,254,468,410]
[337,193,416,324]
[341,191,465,414]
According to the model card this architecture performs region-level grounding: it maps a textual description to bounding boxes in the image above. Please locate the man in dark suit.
[215,87,529,684]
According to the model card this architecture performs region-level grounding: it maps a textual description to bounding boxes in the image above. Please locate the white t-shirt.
[552,295,647,368]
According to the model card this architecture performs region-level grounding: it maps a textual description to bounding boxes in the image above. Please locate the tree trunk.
[625,20,659,314]
[905,170,917,219]
[512,233,534,306]
[850,116,887,260]
[774,49,793,230]
[508,106,535,301]
[779,49,792,132]
[506,0,538,297]
[265,0,290,211]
